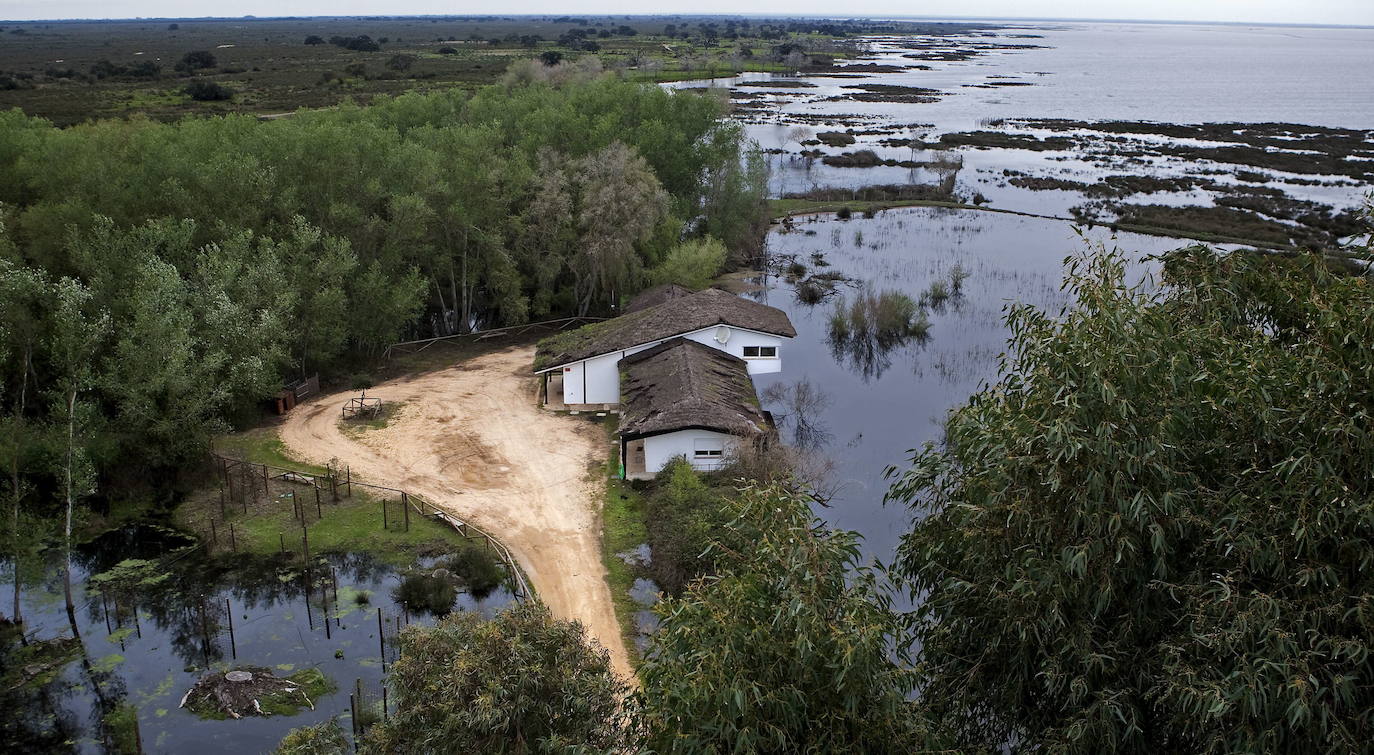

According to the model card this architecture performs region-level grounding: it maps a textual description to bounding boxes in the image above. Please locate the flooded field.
[670,22,1374,246]
[2,523,514,752]
[749,207,1204,560]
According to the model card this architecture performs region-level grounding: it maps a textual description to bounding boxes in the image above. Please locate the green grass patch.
[216,427,327,476]
[263,668,336,716]
[339,400,406,439]
[598,417,650,666]
[217,487,471,568]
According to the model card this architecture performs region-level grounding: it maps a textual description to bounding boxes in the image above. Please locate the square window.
[693,439,724,458]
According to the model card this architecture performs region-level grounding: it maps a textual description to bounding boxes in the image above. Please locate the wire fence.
[381,316,606,360]
[207,453,534,603]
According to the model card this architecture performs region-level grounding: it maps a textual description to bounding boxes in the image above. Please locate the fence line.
[382,316,606,360]
[209,452,535,603]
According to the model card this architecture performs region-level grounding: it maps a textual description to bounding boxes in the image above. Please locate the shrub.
[649,237,727,290]
[175,50,217,73]
[437,46,457,55]
[275,719,348,754]
[386,54,417,72]
[183,80,234,101]
[304,35,324,45]
[949,262,969,293]
[835,206,852,220]
[365,604,636,752]
[922,279,949,306]
[644,459,736,595]
[539,50,564,66]
[442,544,505,596]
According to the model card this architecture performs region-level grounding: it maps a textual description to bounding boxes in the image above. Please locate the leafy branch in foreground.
[888,245,1374,752]
[638,483,950,752]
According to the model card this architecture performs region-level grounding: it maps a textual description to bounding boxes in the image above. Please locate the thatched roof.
[535,288,795,370]
[625,283,694,313]
[618,338,769,439]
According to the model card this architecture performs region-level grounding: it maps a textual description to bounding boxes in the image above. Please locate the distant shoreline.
[1,15,1370,30]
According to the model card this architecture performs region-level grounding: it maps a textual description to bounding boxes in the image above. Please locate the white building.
[616,338,773,480]
[534,286,796,408]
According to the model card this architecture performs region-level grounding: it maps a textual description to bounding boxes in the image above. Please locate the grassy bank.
[187,431,499,570]
[598,417,650,667]
[769,197,1293,250]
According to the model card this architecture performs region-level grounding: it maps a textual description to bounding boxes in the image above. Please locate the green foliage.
[644,459,732,595]
[0,76,762,496]
[276,719,348,755]
[638,483,947,752]
[650,236,727,290]
[183,80,234,101]
[174,50,216,73]
[888,245,1374,752]
[364,603,637,754]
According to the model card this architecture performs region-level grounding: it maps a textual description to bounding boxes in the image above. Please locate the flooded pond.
[2,523,515,753]
[749,206,1196,560]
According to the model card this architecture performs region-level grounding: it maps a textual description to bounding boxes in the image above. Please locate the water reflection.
[825,288,931,381]
[4,522,515,753]
[752,207,1192,564]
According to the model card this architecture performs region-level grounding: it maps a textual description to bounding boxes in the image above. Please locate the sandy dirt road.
[277,345,632,680]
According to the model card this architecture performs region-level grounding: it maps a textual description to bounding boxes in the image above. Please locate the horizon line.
[0,13,1370,29]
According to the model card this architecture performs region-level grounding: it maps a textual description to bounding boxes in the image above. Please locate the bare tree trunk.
[62,387,78,639]
[11,346,28,625]
[431,275,452,336]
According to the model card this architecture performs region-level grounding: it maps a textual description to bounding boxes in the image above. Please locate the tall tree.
[0,240,51,621]
[638,483,947,752]
[567,142,670,314]
[46,276,108,635]
[887,246,1374,752]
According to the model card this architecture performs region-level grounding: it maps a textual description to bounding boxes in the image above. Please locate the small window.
[742,345,778,358]
[693,438,724,458]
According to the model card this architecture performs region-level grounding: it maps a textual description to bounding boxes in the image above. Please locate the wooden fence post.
[402,492,410,532]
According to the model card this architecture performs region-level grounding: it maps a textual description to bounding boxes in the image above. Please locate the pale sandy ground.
[277,345,633,681]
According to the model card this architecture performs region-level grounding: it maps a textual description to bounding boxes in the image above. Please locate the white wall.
[555,325,786,404]
[636,429,740,479]
[681,326,785,375]
[560,362,584,404]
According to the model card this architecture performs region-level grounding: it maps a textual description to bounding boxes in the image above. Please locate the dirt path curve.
[277,345,632,680]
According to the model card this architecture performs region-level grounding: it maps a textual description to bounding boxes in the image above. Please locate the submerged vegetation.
[827,288,933,379]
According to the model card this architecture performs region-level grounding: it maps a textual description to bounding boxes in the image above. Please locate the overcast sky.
[3,1,1372,25]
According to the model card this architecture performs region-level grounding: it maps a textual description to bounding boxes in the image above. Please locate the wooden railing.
[382,316,606,360]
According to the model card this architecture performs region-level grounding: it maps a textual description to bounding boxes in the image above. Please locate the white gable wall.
[632,429,740,480]
[553,325,786,405]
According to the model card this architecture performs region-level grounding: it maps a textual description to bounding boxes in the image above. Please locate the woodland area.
[0,71,767,511]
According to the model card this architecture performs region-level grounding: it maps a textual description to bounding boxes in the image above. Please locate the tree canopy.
[638,482,947,752]
[363,603,636,754]
[887,245,1374,752]
[0,74,766,506]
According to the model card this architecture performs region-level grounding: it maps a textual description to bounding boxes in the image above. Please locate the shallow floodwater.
[750,207,1195,561]
[668,22,1374,217]
[4,524,514,753]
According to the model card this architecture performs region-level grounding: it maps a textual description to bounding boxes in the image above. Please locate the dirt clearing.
[277,345,632,680]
